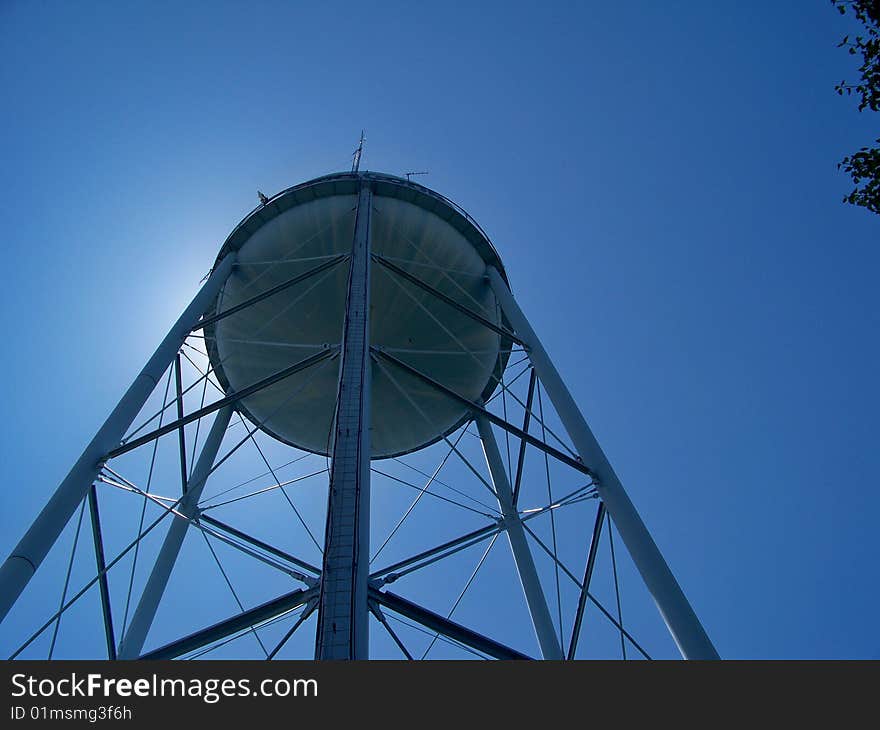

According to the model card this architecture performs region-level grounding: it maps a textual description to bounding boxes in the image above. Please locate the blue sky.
[0,1,877,660]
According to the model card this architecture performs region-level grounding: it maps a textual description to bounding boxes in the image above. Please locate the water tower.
[0,169,718,660]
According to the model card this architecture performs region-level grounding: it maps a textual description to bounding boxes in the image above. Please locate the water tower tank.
[205,172,512,458]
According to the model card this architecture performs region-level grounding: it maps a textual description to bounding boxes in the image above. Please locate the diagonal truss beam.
[368,601,414,660]
[193,254,349,332]
[107,348,335,460]
[198,514,321,576]
[369,588,531,661]
[371,522,500,581]
[568,502,605,659]
[372,348,593,478]
[373,255,524,346]
[139,586,319,660]
[267,598,318,660]
[512,368,538,505]
[87,485,116,660]
[174,354,188,494]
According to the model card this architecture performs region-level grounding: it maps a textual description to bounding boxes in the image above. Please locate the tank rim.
[211,170,509,286]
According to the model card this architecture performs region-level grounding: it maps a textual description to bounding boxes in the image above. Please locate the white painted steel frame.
[0,173,718,663]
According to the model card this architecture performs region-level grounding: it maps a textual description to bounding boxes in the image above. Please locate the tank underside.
[205,172,511,459]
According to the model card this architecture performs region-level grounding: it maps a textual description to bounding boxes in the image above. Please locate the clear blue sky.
[0,1,877,660]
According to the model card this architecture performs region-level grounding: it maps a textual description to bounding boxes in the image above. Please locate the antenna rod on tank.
[404,171,429,182]
[351,130,365,172]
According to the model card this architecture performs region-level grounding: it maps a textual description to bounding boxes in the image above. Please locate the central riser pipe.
[315,183,373,659]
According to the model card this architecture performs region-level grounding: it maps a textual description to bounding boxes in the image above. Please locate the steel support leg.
[315,182,372,659]
[118,405,233,659]
[486,266,719,660]
[0,254,236,625]
[475,415,564,659]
